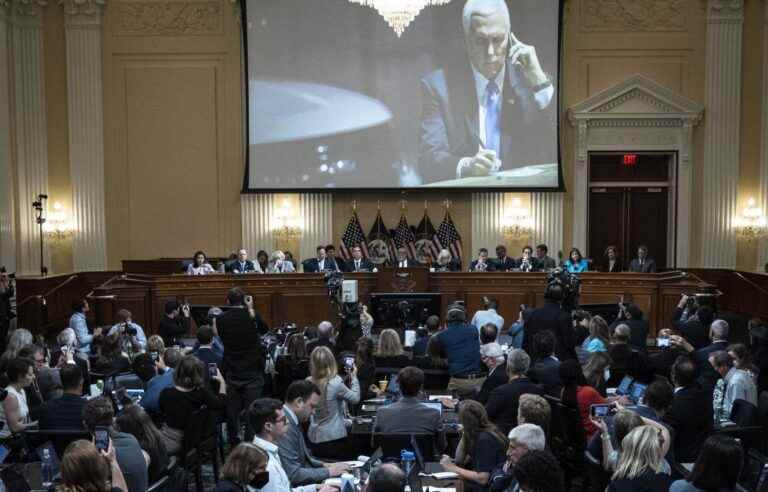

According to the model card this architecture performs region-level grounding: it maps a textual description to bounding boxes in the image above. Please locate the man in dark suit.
[39,364,86,431]
[469,248,497,272]
[607,325,654,387]
[517,245,536,272]
[192,325,222,371]
[533,244,556,271]
[526,331,561,395]
[493,245,516,272]
[670,319,729,392]
[347,246,374,272]
[157,300,191,348]
[306,321,335,355]
[609,304,649,351]
[477,342,507,404]
[303,246,339,273]
[522,284,575,361]
[671,295,713,350]
[218,287,269,445]
[485,349,543,434]
[391,247,415,268]
[326,245,348,273]
[227,249,262,274]
[665,355,713,463]
[418,0,555,183]
[375,366,442,435]
[628,245,657,273]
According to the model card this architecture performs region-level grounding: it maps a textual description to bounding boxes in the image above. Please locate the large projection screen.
[243,0,562,190]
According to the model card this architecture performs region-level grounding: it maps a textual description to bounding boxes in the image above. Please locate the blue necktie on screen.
[484,80,501,156]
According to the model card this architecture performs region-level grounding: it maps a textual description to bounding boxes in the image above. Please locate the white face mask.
[603,367,611,382]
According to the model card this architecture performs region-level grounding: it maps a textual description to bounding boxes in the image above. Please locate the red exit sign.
[623,154,638,166]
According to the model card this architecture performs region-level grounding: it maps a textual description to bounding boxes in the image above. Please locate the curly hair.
[57,440,112,492]
[514,449,563,492]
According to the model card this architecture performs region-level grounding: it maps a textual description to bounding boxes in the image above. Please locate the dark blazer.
[628,257,657,273]
[375,397,441,434]
[603,260,624,273]
[218,307,269,382]
[433,259,461,272]
[418,58,555,183]
[227,259,258,274]
[333,256,349,272]
[303,257,338,273]
[485,377,543,435]
[693,340,729,391]
[347,258,374,272]
[39,393,87,431]
[389,258,417,268]
[534,256,557,271]
[469,260,497,272]
[493,257,517,272]
[671,308,709,350]
[477,362,508,405]
[522,302,576,361]
[158,315,189,348]
[610,318,649,351]
[306,337,335,356]
[527,357,562,394]
[665,384,714,462]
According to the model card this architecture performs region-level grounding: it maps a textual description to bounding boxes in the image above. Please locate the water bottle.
[41,448,53,486]
[401,450,415,478]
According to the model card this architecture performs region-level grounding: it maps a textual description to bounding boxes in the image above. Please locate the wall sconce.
[734,198,768,241]
[273,199,302,248]
[43,202,74,242]
[501,198,534,239]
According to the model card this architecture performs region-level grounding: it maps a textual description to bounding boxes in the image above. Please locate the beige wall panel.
[581,56,688,97]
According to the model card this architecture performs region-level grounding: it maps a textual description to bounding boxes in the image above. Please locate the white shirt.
[471,308,505,333]
[317,258,325,271]
[456,65,555,178]
[252,435,316,492]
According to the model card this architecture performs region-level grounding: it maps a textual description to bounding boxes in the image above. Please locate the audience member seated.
[18,343,61,411]
[432,303,483,399]
[558,359,606,441]
[627,245,656,273]
[516,394,551,437]
[69,299,102,355]
[564,247,589,273]
[115,404,169,484]
[355,337,380,402]
[493,245,516,272]
[192,325,223,370]
[249,398,334,492]
[583,351,612,395]
[626,380,675,462]
[487,424,546,492]
[472,298,505,333]
[571,309,592,348]
[469,248,497,272]
[710,350,758,424]
[158,355,227,455]
[581,315,610,354]
[39,364,86,431]
[602,245,623,273]
[513,449,564,492]
[477,343,507,405]
[480,324,499,345]
[486,349,543,435]
[413,315,440,357]
[439,400,507,491]
[374,329,410,368]
[227,248,263,274]
[727,342,758,381]
[186,250,215,275]
[307,321,335,355]
[157,300,190,348]
[610,304,648,351]
[147,334,166,357]
[307,346,360,459]
[277,380,350,486]
[140,347,181,413]
[368,463,406,492]
[360,304,374,339]
[0,357,35,437]
[527,331,561,395]
[59,439,129,492]
[132,353,157,385]
[51,328,90,393]
[214,442,269,492]
[606,426,671,491]
[83,397,148,492]
[433,248,460,272]
[92,333,131,375]
[669,435,743,492]
[275,332,310,399]
[107,309,147,354]
[266,250,296,273]
[670,318,730,391]
[589,409,644,473]
[665,355,713,463]
[671,295,714,350]
[375,366,441,435]
[607,324,653,388]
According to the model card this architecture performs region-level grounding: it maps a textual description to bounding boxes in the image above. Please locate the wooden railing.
[685,269,768,320]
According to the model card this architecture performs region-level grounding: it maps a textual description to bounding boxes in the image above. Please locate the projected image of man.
[418,0,555,183]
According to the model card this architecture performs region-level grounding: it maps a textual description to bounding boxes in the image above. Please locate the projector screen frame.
[239,0,566,193]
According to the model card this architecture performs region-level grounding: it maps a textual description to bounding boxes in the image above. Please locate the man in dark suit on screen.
[418,0,555,183]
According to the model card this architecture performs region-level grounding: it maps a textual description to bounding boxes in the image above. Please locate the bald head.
[710,319,729,341]
[318,321,333,338]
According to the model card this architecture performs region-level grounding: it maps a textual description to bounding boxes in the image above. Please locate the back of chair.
[373,433,437,463]
[183,404,218,456]
[543,395,585,466]
[23,429,92,460]
[731,399,759,427]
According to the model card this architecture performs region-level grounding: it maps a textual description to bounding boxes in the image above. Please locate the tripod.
[32,194,48,277]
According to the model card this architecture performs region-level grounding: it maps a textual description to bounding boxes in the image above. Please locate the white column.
[0,0,15,273]
[531,192,564,260]
[241,194,274,258]
[10,0,49,276]
[471,192,505,254]
[758,0,768,272]
[572,120,589,251]
[62,0,107,271]
[700,0,743,268]
[299,193,333,261]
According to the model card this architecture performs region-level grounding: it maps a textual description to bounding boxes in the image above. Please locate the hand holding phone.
[94,426,110,452]
[590,403,615,418]
[208,363,218,379]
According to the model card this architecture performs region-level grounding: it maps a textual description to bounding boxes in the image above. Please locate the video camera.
[546,267,581,307]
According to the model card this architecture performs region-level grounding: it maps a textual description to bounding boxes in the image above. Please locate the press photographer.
[107,309,147,357]
[522,268,579,361]
[671,293,715,350]
[0,267,14,350]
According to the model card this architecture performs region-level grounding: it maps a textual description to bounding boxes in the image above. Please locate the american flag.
[340,212,369,260]
[434,211,463,263]
[415,211,439,261]
[392,214,417,259]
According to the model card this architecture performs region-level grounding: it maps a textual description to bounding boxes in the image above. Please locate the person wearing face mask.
[215,443,270,492]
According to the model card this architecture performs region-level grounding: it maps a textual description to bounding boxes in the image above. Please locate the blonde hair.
[437,249,452,264]
[147,335,165,354]
[612,425,664,481]
[376,329,404,357]
[309,346,338,390]
[589,315,610,346]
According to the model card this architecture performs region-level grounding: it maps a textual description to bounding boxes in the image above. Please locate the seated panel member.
[266,250,296,273]
[534,243,556,271]
[186,250,215,276]
[434,248,460,272]
[517,245,535,272]
[392,247,415,268]
[326,245,348,273]
[304,246,338,273]
[469,248,496,272]
[375,366,442,435]
[493,245,516,272]
[346,246,374,272]
[628,245,657,273]
[603,245,623,273]
[228,249,262,274]
[564,247,589,273]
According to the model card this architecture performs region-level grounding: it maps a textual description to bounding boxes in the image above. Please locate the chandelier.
[734,197,768,241]
[501,198,534,239]
[349,0,451,37]
[42,202,74,242]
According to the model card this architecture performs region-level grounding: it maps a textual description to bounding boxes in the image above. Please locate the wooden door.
[588,187,626,269]
[627,187,668,269]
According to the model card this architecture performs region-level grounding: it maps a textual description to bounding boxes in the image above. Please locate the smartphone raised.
[94,426,110,452]
[590,403,615,418]
[208,363,218,379]
[344,357,354,370]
